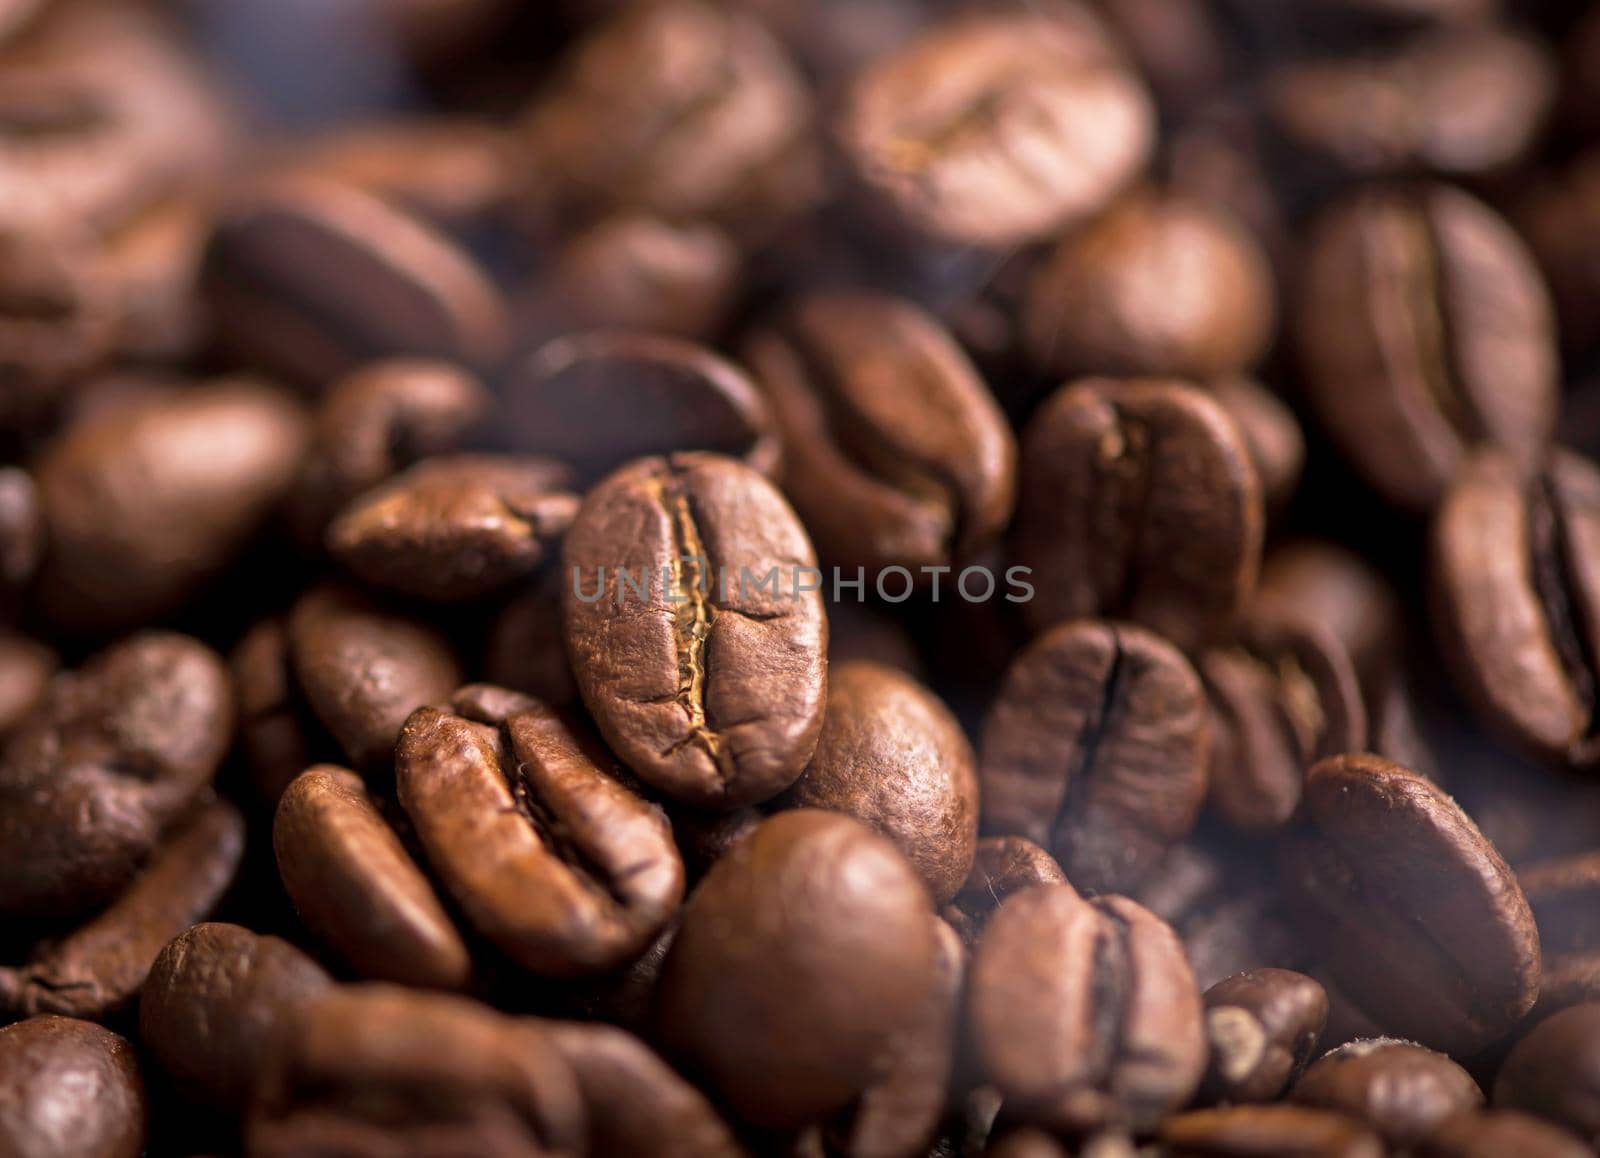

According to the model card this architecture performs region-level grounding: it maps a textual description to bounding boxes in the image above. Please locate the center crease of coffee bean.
[1530,476,1600,748]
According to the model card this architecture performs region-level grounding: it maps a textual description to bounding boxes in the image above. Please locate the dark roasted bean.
[0,1016,146,1158]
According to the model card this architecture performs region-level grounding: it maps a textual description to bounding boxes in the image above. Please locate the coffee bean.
[1416,1109,1591,1158]
[138,923,332,1112]
[285,358,492,546]
[1254,541,1399,692]
[1290,1038,1482,1145]
[1159,1105,1384,1158]
[1280,754,1541,1054]
[968,885,1207,1133]
[328,454,580,602]
[1209,379,1305,520]
[0,796,244,1020]
[0,467,40,606]
[0,632,231,917]
[1011,378,1263,648]
[274,765,472,990]
[507,331,779,487]
[1201,969,1328,1104]
[950,836,1068,938]
[0,1016,146,1158]
[1520,850,1600,957]
[744,291,1016,577]
[1297,184,1557,512]
[774,660,977,904]
[838,8,1153,248]
[248,985,587,1157]
[1023,191,1275,381]
[33,380,307,631]
[655,810,938,1129]
[484,578,578,710]
[202,174,507,386]
[1199,614,1367,831]
[1517,154,1600,355]
[1432,449,1600,771]
[980,620,1208,895]
[0,634,54,742]
[286,582,462,774]
[397,693,685,976]
[1495,1003,1600,1145]
[562,452,828,809]
[544,1021,742,1158]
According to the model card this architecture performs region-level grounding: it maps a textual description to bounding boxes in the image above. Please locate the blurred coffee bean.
[774,660,977,904]
[248,985,587,1157]
[1209,379,1304,519]
[202,174,507,387]
[397,693,684,976]
[0,466,40,607]
[33,379,307,632]
[949,836,1068,939]
[1516,154,1600,355]
[521,0,816,235]
[1088,0,1231,111]
[1432,449,1600,771]
[1297,184,1558,513]
[0,1016,146,1158]
[285,358,492,547]
[0,633,53,741]
[1290,1038,1482,1145]
[1159,1104,1384,1158]
[1494,1003,1600,1145]
[1012,378,1263,649]
[328,454,580,602]
[744,291,1016,578]
[0,632,230,918]
[1521,850,1600,955]
[969,885,1206,1134]
[0,796,244,1020]
[484,580,578,709]
[980,619,1208,894]
[1416,1109,1591,1158]
[1201,969,1328,1104]
[655,810,939,1129]
[562,453,828,809]
[1280,754,1541,1054]
[508,331,779,486]
[101,192,210,362]
[1023,192,1275,382]
[274,765,472,990]
[1199,614,1367,831]
[1254,541,1399,691]
[138,922,333,1112]
[838,5,1154,248]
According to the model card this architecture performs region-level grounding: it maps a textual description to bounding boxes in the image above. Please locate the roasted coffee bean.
[285,358,492,546]
[285,582,463,774]
[1297,184,1557,513]
[0,632,231,917]
[1280,754,1541,1054]
[0,796,244,1020]
[33,379,307,631]
[1254,541,1399,691]
[655,810,939,1129]
[99,193,208,364]
[562,452,828,809]
[950,836,1068,937]
[507,331,779,486]
[327,454,580,602]
[520,0,815,234]
[275,765,472,990]
[544,1021,742,1158]
[980,620,1208,895]
[1495,1003,1600,1145]
[202,174,507,387]
[484,579,578,710]
[968,885,1207,1133]
[1432,449,1600,771]
[1199,614,1367,831]
[1023,191,1275,382]
[837,7,1153,248]
[1159,1105,1384,1158]
[1201,970,1328,1104]
[248,985,587,1157]
[825,918,964,1158]
[0,1016,146,1158]
[1209,379,1304,519]
[138,923,332,1112]
[0,467,40,604]
[1520,851,1600,1016]
[1267,27,1555,178]
[1290,1038,1481,1145]
[1011,378,1263,648]
[743,291,1015,577]
[774,660,977,904]
[523,217,741,345]
[397,694,685,976]
[1416,1109,1592,1158]
[0,634,53,742]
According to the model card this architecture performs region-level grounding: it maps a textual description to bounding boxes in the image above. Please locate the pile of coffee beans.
[6,0,1600,1154]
